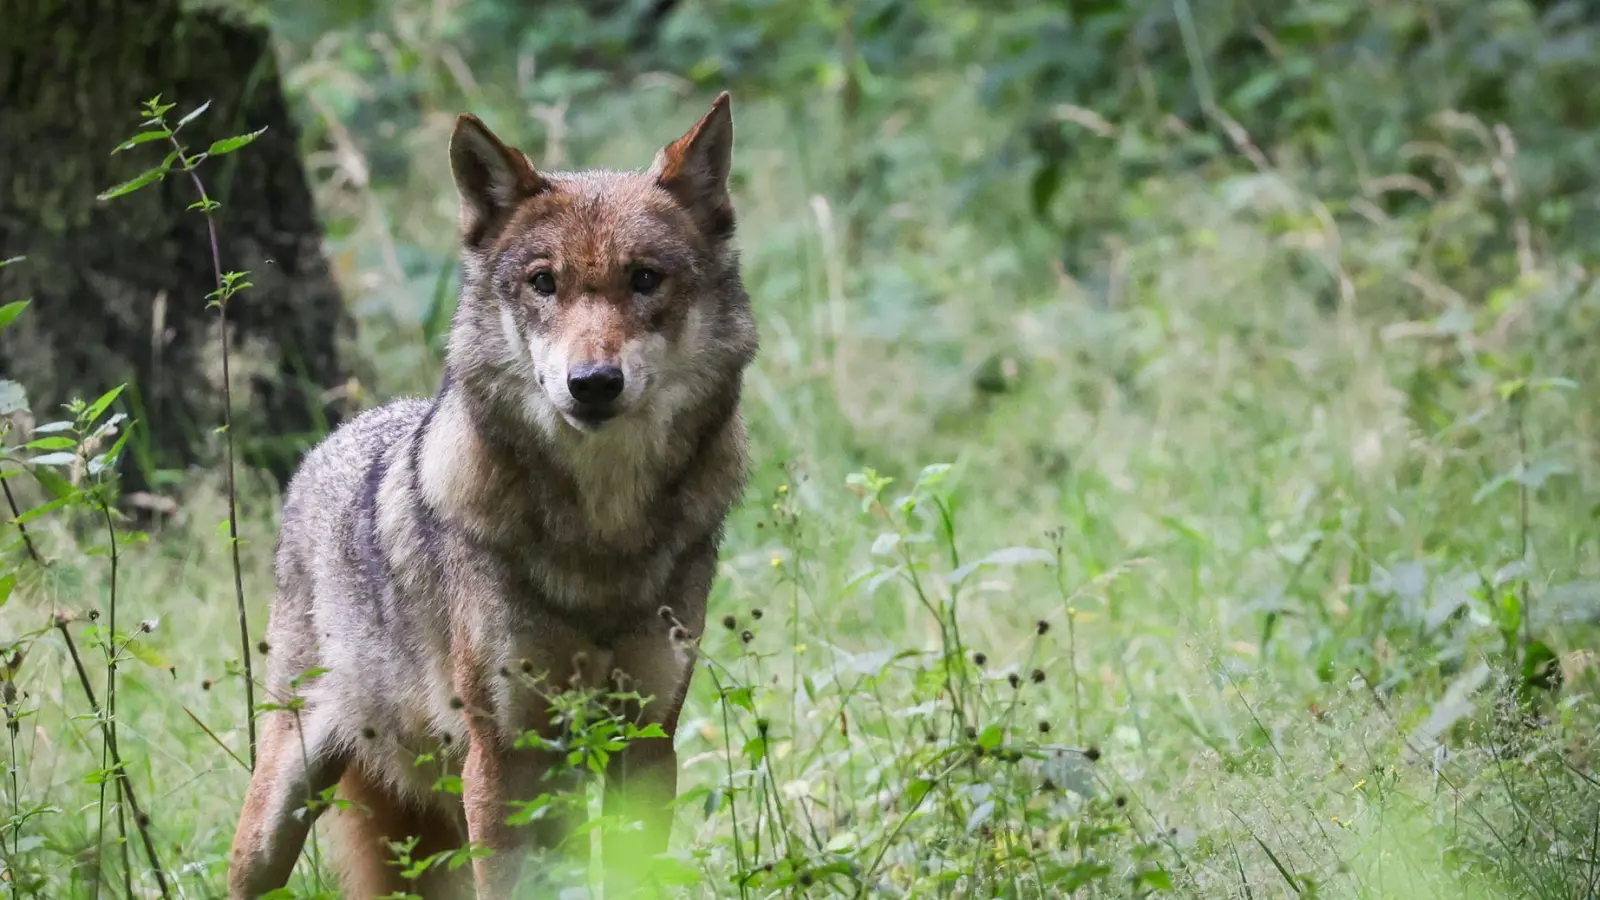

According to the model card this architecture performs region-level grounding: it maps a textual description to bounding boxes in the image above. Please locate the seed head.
[1007,673,1021,689]
[256,640,270,655]
[751,608,764,620]
[1038,720,1051,734]
[740,629,754,644]
[360,726,377,740]
[88,609,100,622]
[972,652,987,667]
[1084,745,1102,762]
[1031,668,1045,684]
[721,614,737,630]
[1036,620,1050,635]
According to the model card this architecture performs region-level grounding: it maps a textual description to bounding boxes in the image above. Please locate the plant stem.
[169,133,256,769]
[56,621,170,899]
[1514,391,1531,648]
[1,478,41,567]
[98,504,133,900]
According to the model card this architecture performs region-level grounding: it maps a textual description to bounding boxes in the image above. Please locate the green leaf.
[0,572,16,609]
[28,452,76,468]
[207,128,268,157]
[88,424,133,477]
[976,724,1004,750]
[97,167,167,201]
[290,666,330,689]
[947,545,1056,585]
[1139,868,1174,891]
[84,384,125,426]
[13,496,68,526]
[1030,161,1062,219]
[0,301,29,329]
[1522,640,1561,692]
[28,465,74,501]
[176,100,212,131]
[629,722,668,739]
[0,256,25,270]
[24,437,75,451]
[125,641,172,671]
[112,130,169,154]
[0,380,27,417]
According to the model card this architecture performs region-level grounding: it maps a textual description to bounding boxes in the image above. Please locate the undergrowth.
[0,20,1598,900]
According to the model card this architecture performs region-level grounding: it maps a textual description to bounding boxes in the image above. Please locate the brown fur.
[227,92,756,898]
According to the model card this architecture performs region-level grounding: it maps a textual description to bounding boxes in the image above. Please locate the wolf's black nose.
[567,364,625,405]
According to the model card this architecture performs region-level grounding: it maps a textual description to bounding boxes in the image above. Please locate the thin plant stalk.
[0,479,41,567]
[98,503,133,900]
[166,132,256,770]
[56,620,170,900]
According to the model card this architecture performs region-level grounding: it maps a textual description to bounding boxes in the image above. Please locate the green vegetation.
[2,1,1598,896]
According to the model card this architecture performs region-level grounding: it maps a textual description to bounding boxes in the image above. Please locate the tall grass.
[0,37,1597,900]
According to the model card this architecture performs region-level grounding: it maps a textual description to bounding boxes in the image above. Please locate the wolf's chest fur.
[402,383,734,618]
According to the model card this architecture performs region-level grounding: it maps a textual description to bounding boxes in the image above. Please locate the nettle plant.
[0,256,174,896]
[99,94,263,770]
[0,95,273,897]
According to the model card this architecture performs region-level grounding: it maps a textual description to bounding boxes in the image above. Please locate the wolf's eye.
[630,268,663,295]
[530,270,557,296]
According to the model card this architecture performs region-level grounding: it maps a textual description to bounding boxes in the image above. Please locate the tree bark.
[0,0,354,497]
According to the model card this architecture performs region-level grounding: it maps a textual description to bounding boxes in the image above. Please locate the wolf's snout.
[567,363,625,406]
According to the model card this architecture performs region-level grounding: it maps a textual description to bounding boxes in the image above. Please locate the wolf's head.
[444,94,756,439]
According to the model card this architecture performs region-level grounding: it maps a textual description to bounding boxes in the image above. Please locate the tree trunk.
[0,0,354,498]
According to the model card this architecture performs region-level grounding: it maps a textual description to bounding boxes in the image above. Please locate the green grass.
[2,59,1598,900]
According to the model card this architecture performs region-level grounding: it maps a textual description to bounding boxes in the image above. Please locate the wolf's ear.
[449,114,548,246]
[650,92,735,239]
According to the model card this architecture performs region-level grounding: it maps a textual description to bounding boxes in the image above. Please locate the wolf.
[226,92,757,899]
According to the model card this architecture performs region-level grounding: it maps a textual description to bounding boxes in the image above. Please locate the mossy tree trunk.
[0,0,354,499]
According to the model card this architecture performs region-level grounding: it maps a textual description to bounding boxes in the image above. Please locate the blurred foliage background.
[3,0,1600,896]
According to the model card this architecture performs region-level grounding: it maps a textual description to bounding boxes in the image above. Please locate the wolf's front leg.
[603,734,679,896]
[229,710,347,898]
[462,717,579,897]
[601,625,696,896]
[461,731,525,898]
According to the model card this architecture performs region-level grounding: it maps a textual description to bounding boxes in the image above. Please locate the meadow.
[2,2,1598,897]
